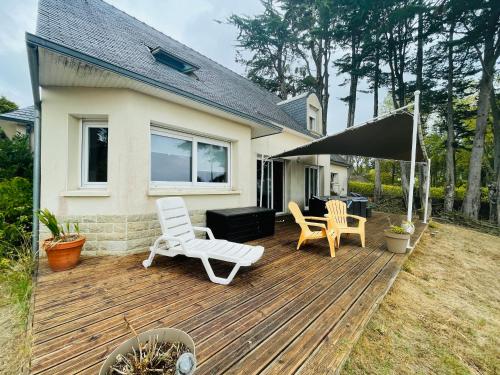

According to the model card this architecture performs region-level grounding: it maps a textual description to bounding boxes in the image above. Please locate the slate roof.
[277,93,309,129]
[330,154,350,167]
[0,106,35,124]
[35,0,316,137]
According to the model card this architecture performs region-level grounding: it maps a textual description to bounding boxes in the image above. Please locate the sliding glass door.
[304,166,319,210]
[257,158,285,213]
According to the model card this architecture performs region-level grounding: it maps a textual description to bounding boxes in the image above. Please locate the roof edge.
[0,114,34,125]
[276,92,309,105]
[25,33,283,135]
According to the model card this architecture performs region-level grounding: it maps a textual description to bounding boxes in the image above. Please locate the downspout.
[31,107,41,255]
[27,37,41,256]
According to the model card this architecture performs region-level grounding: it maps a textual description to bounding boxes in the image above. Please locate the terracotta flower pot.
[384,230,410,254]
[43,236,85,272]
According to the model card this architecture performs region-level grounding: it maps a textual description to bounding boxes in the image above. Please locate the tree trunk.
[444,23,455,212]
[322,44,330,135]
[346,74,358,128]
[415,3,428,213]
[462,71,494,219]
[490,88,500,225]
[400,161,409,207]
[346,34,358,129]
[462,5,498,220]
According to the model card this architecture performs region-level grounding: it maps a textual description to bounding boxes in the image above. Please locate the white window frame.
[150,127,231,188]
[308,106,320,133]
[257,156,286,214]
[81,121,108,189]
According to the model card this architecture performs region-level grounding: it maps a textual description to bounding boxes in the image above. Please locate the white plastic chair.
[142,197,265,285]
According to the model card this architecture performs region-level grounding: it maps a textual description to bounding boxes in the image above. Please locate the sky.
[0,0,385,134]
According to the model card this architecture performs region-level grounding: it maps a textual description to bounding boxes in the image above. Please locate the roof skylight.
[150,47,199,74]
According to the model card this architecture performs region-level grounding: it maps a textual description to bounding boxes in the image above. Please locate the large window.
[150,128,230,187]
[81,121,108,188]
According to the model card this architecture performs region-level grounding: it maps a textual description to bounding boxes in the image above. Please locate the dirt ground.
[342,222,500,375]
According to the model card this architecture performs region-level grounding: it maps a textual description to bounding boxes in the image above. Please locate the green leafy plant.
[36,209,81,243]
[0,177,32,258]
[388,225,407,234]
[386,217,411,235]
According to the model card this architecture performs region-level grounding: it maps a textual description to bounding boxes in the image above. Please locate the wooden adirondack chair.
[325,200,366,248]
[288,201,337,257]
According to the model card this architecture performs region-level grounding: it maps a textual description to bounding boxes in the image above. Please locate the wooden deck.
[30,212,426,374]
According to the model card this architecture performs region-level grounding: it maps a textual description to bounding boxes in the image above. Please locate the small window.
[81,121,108,188]
[308,106,320,133]
[150,127,230,187]
[308,115,317,131]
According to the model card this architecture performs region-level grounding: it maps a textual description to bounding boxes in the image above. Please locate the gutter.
[0,115,34,125]
[25,33,282,138]
[26,35,41,256]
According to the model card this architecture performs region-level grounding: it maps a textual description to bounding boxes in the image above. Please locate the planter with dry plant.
[37,208,85,272]
[99,316,197,375]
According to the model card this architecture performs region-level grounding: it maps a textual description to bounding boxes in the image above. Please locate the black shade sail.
[273,111,427,162]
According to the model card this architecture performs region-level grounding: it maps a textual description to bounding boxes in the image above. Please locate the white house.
[26,0,348,254]
[0,106,35,147]
[330,155,350,196]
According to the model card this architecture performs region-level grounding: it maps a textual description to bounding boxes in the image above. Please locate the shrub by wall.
[0,177,32,258]
[349,181,488,202]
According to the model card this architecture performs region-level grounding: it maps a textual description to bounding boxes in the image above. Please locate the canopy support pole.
[406,90,420,224]
[423,158,431,223]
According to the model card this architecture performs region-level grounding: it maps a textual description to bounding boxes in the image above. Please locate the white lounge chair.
[142,197,265,285]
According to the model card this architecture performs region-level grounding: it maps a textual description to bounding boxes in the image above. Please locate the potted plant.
[37,208,85,272]
[384,219,413,254]
[99,318,196,375]
[401,220,415,235]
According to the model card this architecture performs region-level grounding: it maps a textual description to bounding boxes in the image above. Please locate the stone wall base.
[39,210,206,256]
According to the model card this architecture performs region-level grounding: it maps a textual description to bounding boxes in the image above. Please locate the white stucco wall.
[330,163,349,196]
[0,120,27,139]
[252,131,330,209]
[39,87,330,253]
[40,87,255,217]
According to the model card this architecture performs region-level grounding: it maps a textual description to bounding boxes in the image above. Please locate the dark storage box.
[308,195,368,220]
[206,207,276,243]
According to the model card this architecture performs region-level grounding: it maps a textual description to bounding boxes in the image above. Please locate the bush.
[0,132,33,181]
[349,181,402,198]
[349,181,488,202]
[0,177,32,258]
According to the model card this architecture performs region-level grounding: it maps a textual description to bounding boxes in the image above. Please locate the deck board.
[29,212,426,374]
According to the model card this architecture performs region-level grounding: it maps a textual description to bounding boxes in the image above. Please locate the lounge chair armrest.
[160,235,187,249]
[345,214,367,223]
[192,226,215,240]
[303,216,329,222]
[298,220,326,229]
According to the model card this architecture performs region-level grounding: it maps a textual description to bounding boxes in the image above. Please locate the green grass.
[0,235,35,374]
[0,236,35,324]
